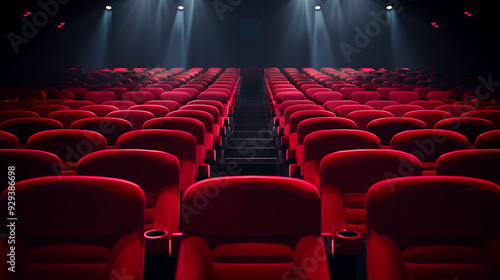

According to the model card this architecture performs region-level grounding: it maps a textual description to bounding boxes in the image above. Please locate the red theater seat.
[388,91,419,104]
[142,87,167,99]
[367,117,427,146]
[175,176,329,280]
[116,130,198,189]
[390,129,469,173]
[366,176,500,280]
[333,105,373,118]
[181,104,223,133]
[383,104,425,117]
[287,110,335,148]
[143,117,213,163]
[0,117,63,146]
[350,91,381,104]
[145,100,181,112]
[403,110,453,128]
[70,117,133,147]
[435,117,496,146]
[83,91,116,104]
[434,104,476,117]
[107,110,156,130]
[426,90,455,100]
[101,87,128,99]
[26,129,106,173]
[320,149,422,239]
[77,149,180,233]
[102,100,136,110]
[274,92,306,116]
[0,149,62,193]
[0,176,145,280]
[436,149,500,185]
[59,100,95,110]
[302,129,381,187]
[347,110,394,130]
[0,131,18,149]
[46,110,97,128]
[292,117,358,165]
[28,104,71,117]
[123,91,155,104]
[80,105,119,117]
[0,110,39,124]
[462,110,500,128]
[160,91,191,105]
[475,130,500,149]
[277,100,315,121]
[409,100,445,110]
[129,105,169,118]
[168,110,220,147]
[312,91,343,105]
[323,100,359,112]
[365,100,399,110]
[340,87,365,99]
[281,104,324,132]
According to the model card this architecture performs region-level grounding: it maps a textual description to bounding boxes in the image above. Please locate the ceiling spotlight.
[105,5,112,10]
[314,5,321,11]
[178,5,185,10]
[386,5,393,10]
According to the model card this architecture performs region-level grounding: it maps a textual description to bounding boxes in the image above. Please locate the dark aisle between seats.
[221,68,280,176]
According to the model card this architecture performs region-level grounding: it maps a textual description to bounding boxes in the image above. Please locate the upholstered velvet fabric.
[116,129,197,190]
[366,176,500,280]
[0,176,145,280]
[176,176,329,280]
[320,149,422,238]
[78,149,180,233]
[436,149,500,185]
[302,130,381,187]
[0,117,63,146]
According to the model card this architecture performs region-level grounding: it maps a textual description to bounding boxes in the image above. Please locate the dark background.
[1,0,497,81]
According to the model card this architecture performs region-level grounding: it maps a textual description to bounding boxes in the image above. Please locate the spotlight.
[105,5,112,10]
[178,5,184,11]
[386,5,393,10]
[314,5,321,11]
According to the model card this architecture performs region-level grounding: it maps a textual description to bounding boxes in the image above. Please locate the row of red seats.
[2,171,500,279]
[2,67,500,279]
[0,68,241,188]
[0,68,239,118]
[266,67,498,112]
[0,67,202,104]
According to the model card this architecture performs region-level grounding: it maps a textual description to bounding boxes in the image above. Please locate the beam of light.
[388,9,429,70]
[73,9,112,70]
[271,0,311,67]
[310,5,335,69]
[163,0,194,69]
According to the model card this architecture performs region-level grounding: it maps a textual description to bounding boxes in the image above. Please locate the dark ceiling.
[1,0,497,81]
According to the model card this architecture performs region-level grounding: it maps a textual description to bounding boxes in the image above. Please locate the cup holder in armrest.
[145,230,169,255]
[334,230,362,255]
